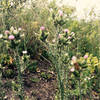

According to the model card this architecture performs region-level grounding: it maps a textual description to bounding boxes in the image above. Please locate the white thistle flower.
[13,30,18,34]
[0,34,3,38]
[22,51,27,54]
[10,26,14,32]
[20,34,25,37]
[18,28,22,31]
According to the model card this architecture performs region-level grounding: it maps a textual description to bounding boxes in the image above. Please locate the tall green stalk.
[15,51,24,100]
[48,28,65,100]
[0,68,5,100]
[56,57,64,100]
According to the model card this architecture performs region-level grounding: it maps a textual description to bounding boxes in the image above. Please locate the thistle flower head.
[70,67,75,72]
[8,35,15,40]
[84,55,88,59]
[72,56,77,64]
[5,30,10,34]
[22,51,27,54]
[58,34,61,39]
[58,10,63,16]
[64,29,69,33]
[40,26,45,31]
[68,36,71,39]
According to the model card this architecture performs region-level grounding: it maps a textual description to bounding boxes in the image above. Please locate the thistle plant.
[1,26,29,99]
[15,51,24,100]
[43,9,76,100]
[0,64,6,100]
[44,8,100,100]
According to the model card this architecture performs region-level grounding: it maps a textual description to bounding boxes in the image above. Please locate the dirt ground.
[2,60,57,100]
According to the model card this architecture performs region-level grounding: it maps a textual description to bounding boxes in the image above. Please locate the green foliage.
[0,0,100,100]
[27,60,38,72]
[40,72,52,80]
[67,53,100,97]
[29,77,40,83]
